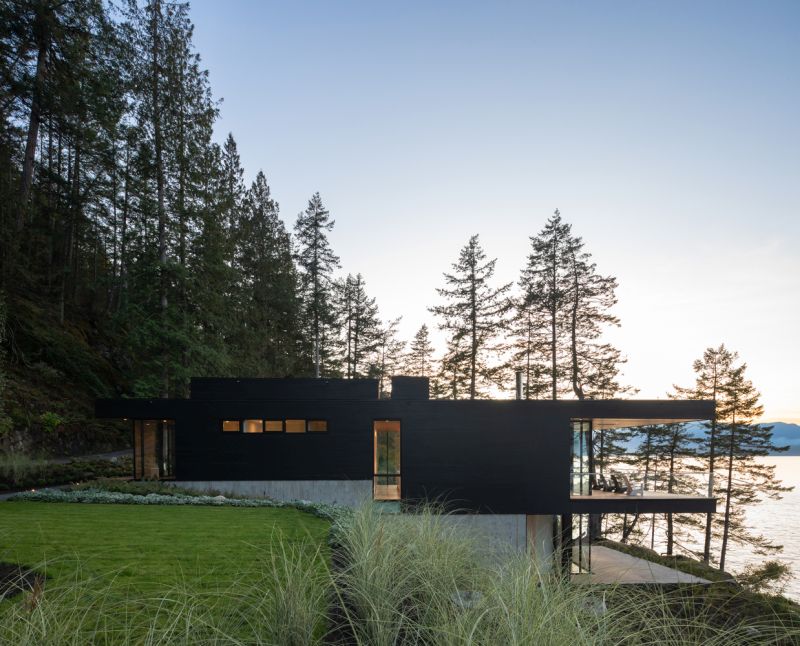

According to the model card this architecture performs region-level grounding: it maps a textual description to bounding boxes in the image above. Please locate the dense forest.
[0,0,630,451]
[0,0,791,579]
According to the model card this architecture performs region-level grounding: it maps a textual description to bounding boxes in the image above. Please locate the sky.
[188,1,799,421]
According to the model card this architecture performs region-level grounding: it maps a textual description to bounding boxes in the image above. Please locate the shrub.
[0,455,132,489]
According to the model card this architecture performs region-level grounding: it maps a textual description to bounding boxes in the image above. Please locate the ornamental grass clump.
[330,504,800,646]
[2,502,799,645]
[0,541,329,646]
[330,503,483,645]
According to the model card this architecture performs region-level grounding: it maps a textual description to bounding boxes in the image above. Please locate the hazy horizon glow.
[189,1,799,421]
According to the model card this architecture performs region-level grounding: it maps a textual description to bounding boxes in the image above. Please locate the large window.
[373,420,401,500]
[222,420,241,432]
[571,419,592,496]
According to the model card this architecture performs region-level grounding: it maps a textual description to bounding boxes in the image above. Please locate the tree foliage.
[430,235,511,399]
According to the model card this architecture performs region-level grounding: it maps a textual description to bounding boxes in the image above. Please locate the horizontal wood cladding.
[189,378,379,401]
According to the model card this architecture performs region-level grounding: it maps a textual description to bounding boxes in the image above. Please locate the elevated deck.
[569,490,716,514]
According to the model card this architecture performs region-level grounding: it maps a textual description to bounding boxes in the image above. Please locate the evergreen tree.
[406,324,435,377]
[0,289,9,436]
[437,335,470,400]
[336,273,381,379]
[430,235,511,399]
[509,298,550,399]
[716,363,790,571]
[650,423,703,556]
[373,317,405,398]
[233,171,304,376]
[519,210,578,399]
[519,209,627,399]
[220,133,245,260]
[673,345,734,563]
[565,237,627,399]
[675,347,791,569]
[294,192,339,378]
[187,141,235,377]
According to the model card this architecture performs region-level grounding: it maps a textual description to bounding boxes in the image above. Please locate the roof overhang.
[592,418,703,431]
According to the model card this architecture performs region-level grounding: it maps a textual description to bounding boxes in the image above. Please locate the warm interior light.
[285,419,306,433]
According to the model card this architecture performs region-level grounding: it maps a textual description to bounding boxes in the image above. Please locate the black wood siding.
[95,394,715,514]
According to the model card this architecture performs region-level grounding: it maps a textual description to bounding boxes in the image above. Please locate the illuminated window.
[222,420,240,433]
[243,419,263,434]
[285,419,306,433]
[307,420,327,432]
[264,420,283,432]
[374,420,401,500]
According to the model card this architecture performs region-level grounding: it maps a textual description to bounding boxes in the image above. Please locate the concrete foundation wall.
[174,480,372,506]
[440,514,527,561]
[527,514,555,572]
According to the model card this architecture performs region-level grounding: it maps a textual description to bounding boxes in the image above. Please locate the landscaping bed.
[597,539,800,630]
[0,456,132,492]
[2,493,799,644]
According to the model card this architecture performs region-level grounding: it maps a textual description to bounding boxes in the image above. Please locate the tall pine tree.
[430,235,511,399]
[294,192,339,378]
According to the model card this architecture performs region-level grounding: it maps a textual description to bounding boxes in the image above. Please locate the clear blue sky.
[190,0,799,421]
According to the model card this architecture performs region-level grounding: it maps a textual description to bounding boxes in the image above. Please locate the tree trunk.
[666,435,677,556]
[60,140,80,325]
[703,377,719,564]
[570,250,584,399]
[719,414,736,572]
[313,231,320,378]
[151,0,169,398]
[19,19,49,226]
[550,236,558,400]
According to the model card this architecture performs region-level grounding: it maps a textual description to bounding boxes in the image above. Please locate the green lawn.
[0,501,331,644]
[0,501,329,591]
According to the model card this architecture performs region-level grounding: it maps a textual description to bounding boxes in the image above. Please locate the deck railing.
[570,469,713,497]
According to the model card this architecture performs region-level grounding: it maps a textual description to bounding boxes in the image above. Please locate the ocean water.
[723,456,800,601]
[635,456,800,600]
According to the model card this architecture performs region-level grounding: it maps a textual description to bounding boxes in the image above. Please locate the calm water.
[639,456,800,600]
[724,456,800,601]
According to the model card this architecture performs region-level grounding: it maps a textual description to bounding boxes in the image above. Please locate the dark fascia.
[569,495,717,515]
[95,396,715,423]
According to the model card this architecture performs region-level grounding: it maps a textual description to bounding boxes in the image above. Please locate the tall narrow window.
[571,420,592,496]
[373,420,401,500]
[133,420,175,480]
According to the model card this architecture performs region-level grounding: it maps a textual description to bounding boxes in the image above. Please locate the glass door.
[133,420,175,480]
[373,420,401,500]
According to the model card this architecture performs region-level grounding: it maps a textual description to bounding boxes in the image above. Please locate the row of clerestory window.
[221,419,328,434]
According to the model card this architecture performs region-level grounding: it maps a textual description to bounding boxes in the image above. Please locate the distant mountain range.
[624,422,800,456]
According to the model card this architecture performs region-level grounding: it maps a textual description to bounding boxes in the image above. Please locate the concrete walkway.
[579,546,710,585]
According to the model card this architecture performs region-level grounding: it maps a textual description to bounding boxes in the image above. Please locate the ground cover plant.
[0,454,132,491]
[1,498,799,645]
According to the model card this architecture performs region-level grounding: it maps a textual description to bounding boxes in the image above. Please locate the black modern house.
[96,376,716,571]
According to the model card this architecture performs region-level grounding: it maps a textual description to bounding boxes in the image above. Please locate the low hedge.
[8,487,350,523]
